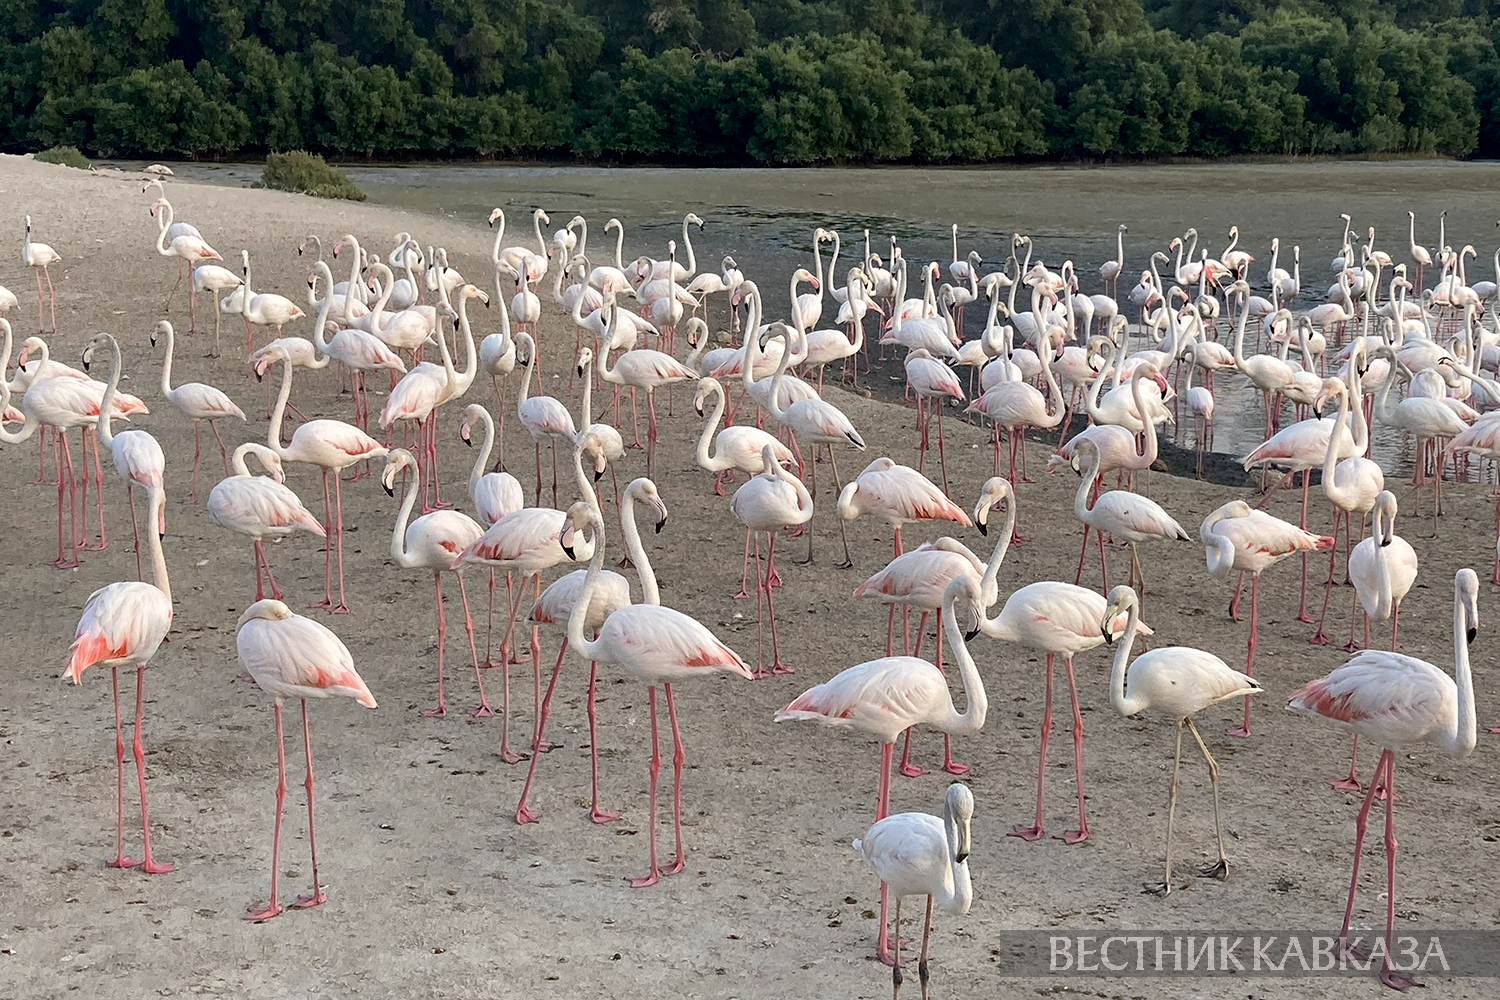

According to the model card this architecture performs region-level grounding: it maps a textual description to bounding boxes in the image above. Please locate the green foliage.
[0,0,1493,162]
[34,145,91,169]
[261,151,367,200]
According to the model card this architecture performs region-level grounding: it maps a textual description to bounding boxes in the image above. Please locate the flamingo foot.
[515,805,540,825]
[328,603,350,615]
[898,761,926,778]
[141,859,175,874]
[534,741,559,754]
[1009,532,1031,546]
[1225,726,1250,739]
[941,759,969,775]
[772,662,796,675]
[1339,641,1362,653]
[1200,859,1229,880]
[291,889,327,909]
[629,869,660,888]
[1329,776,1362,791]
[590,806,623,824]
[1143,881,1172,897]
[244,900,284,921]
[420,705,447,718]
[834,557,853,570]
[1008,824,1044,842]
[471,704,495,718]
[499,748,523,765]
[1059,827,1088,845]
[106,855,140,869]
[751,668,773,680]
[1309,630,1331,646]
[787,524,805,538]
[768,569,783,589]
[661,855,686,876]
[1296,612,1317,625]
[1380,969,1421,991]
[732,588,752,600]
[310,598,332,610]
[1487,726,1500,734]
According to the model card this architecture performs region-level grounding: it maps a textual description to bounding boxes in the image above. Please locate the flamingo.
[151,320,247,502]
[22,214,61,332]
[856,783,973,998]
[514,330,577,507]
[378,294,460,507]
[307,263,406,434]
[458,402,525,669]
[1309,373,1383,646]
[1409,210,1433,289]
[1098,224,1127,294]
[1182,345,1215,478]
[149,197,221,322]
[597,298,698,477]
[1199,500,1335,738]
[559,499,751,887]
[380,449,490,718]
[838,457,970,563]
[692,375,793,496]
[1069,437,1190,600]
[236,250,306,356]
[1370,346,1468,535]
[1286,569,1478,990]
[191,261,242,352]
[63,482,172,873]
[257,347,389,614]
[1101,585,1262,895]
[81,333,166,581]
[1228,282,1296,435]
[904,348,964,494]
[978,572,1148,846]
[776,574,987,964]
[480,260,520,468]
[208,442,325,601]
[236,600,377,920]
[517,472,666,826]
[731,444,814,677]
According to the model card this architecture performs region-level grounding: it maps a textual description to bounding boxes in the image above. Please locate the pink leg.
[128,487,143,581]
[495,577,525,764]
[245,702,286,920]
[329,472,350,614]
[261,540,284,600]
[751,534,769,678]
[313,470,334,609]
[83,429,108,550]
[1331,734,1363,791]
[454,574,491,716]
[105,667,140,869]
[422,573,449,718]
[630,686,662,888]
[289,701,327,909]
[1011,654,1053,841]
[661,683,687,875]
[1310,508,1341,645]
[1338,752,1387,946]
[132,670,173,873]
[766,534,792,674]
[1295,471,1316,623]
[1228,574,1258,738]
[1059,655,1089,843]
[515,639,567,824]
[1378,758,1418,988]
[587,655,621,823]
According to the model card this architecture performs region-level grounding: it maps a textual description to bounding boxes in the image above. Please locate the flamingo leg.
[751,534,768,678]
[1295,470,1316,623]
[515,640,566,824]
[245,702,286,920]
[662,683,687,876]
[528,580,552,753]
[496,576,526,764]
[767,534,792,674]
[1338,752,1389,949]
[1228,573,1259,737]
[1010,654,1053,841]
[891,897,905,996]
[587,656,621,823]
[422,572,448,718]
[1060,655,1089,844]
[289,700,328,909]
[918,895,934,1000]
[630,685,662,888]
[329,471,349,613]
[1332,734,1363,792]
[188,421,203,504]
[1377,757,1419,988]
[128,487,143,581]
[313,470,334,609]
[1185,718,1229,879]
[1310,508,1342,645]
[455,574,491,716]
[256,539,284,600]
[131,669,172,874]
[828,445,853,568]
[1144,719,1185,897]
[105,667,139,870]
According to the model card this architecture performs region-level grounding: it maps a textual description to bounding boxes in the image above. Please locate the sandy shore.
[0,154,1496,999]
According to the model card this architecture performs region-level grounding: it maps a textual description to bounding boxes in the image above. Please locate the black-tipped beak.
[159,530,166,540]
[462,433,472,448]
[593,468,604,483]
[577,365,584,377]
[81,359,91,372]
[976,519,987,537]
[1102,629,1113,645]
[1468,627,1477,645]
[655,516,667,534]
[955,851,969,864]
[383,482,394,497]
[563,542,576,561]
[255,370,263,383]
[694,400,704,416]
[964,626,980,642]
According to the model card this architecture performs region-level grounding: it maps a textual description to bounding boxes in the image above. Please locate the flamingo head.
[150,320,171,347]
[380,449,418,497]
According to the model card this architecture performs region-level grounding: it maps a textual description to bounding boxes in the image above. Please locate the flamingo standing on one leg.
[856,783,974,1000]
[236,599,377,921]
[64,483,174,874]
[381,449,490,718]
[776,575,988,965]
[1101,585,1262,895]
[1286,569,1478,990]
[731,444,814,677]
[559,499,752,887]
[22,215,61,333]
[1200,500,1335,738]
[208,443,325,601]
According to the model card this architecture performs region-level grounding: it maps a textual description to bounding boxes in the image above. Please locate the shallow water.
[136,158,1500,472]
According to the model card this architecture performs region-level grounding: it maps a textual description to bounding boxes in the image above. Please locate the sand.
[0,154,1496,999]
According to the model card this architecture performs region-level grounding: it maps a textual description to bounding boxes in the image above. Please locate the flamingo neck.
[515,332,536,405]
[95,336,120,448]
[939,585,988,735]
[565,510,608,659]
[267,356,294,454]
[470,410,494,500]
[1448,586,1478,757]
[696,383,726,472]
[1108,599,1147,716]
[159,324,175,397]
[620,487,659,606]
[389,465,420,567]
[143,485,171,603]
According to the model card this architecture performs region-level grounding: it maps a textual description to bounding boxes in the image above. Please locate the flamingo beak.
[1102,628,1114,645]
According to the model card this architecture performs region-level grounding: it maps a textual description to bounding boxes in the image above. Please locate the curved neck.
[470,409,494,497]
[1324,391,1351,486]
[1131,370,1159,462]
[1116,228,1125,269]
[389,466,419,567]
[490,213,504,264]
[95,337,121,447]
[311,263,335,354]
[267,356,294,452]
[979,506,1015,606]
[1373,508,1395,621]
[142,486,170,602]
[620,488,660,605]
[230,442,272,477]
[533,213,547,257]
[696,382,726,470]
[789,271,805,334]
[159,324,175,396]
[565,512,608,658]
[452,293,479,390]
[1232,296,1253,367]
[1109,599,1147,715]
[1074,457,1100,521]
[1375,358,1401,423]
[613,225,625,271]
[938,585,988,735]
[515,332,536,405]
[767,326,797,420]
[681,216,697,276]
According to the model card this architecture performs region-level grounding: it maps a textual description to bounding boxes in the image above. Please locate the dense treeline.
[1,0,1498,163]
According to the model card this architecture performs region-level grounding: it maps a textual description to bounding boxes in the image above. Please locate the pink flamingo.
[1328,490,1419,793]
[459,403,525,667]
[979,574,1149,846]
[152,321,247,503]
[208,442,325,600]
[1200,500,1335,738]
[82,333,165,581]
[306,264,406,435]
[692,375,793,497]
[514,330,577,507]
[235,250,306,356]
[258,347,389,614]
[459,502,594,764]
[1069,437,1190,599]
[904,348,965,494]
[776,575,987,964]
[149,198,221,322]
[855,477,1013,777]
[596,298,698,479]
[517,469,666,825]
[22,215,61,333]
[965,290,1067,488]
[560,499,752,887]
[837,457,970,559]
[1309,373,1382,645]
[382,449,490,718]
[64,483,173,873]
[378,300,458,507]
[731,444,814,677]
[236,600,377,920]
[1287,569,1478,990]
[1102,585,1261,895]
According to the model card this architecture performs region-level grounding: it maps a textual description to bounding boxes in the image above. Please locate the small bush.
[260,151,366,201]
[34,145,91,169]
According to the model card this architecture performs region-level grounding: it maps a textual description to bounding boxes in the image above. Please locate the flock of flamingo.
[6,180,1499,994]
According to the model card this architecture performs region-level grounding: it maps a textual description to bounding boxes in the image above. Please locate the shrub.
[34,145,91,169]
[260,151,366,201]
